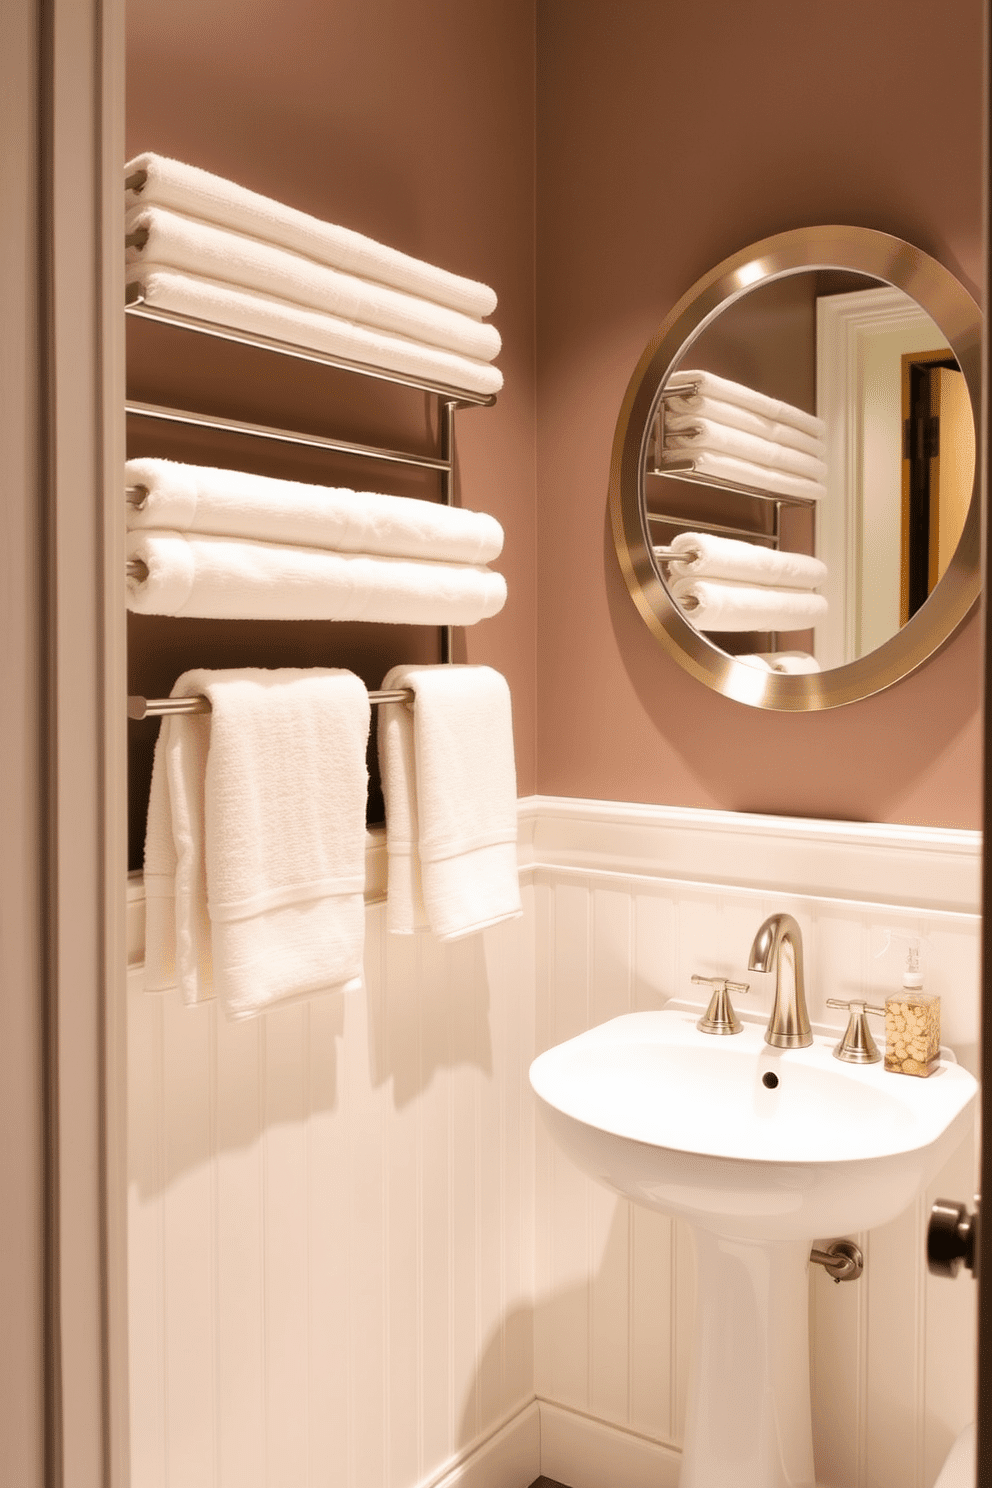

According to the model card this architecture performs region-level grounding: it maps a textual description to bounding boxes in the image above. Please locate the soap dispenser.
[883,941,940,1077]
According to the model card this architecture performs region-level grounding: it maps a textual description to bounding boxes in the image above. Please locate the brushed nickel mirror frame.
[609,226,981,710]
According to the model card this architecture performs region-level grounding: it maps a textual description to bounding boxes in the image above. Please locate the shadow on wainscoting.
[364,906,518,1107]
[126,976,348,1198]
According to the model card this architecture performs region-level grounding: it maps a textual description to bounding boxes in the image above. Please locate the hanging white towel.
[659,447,825,503]
[663,532,827,590]
[127,267,503,398]
[125,152,498,319]
[377,665,521,940]
[662,416,827,482]
[126,206,502,363]
[126,458,505,564]
[665,370,825,439]
[126,529,507,624]
[662,395,825,460]
[739,651,822,674]
[143,668,371,1018]
[669,576,827,632]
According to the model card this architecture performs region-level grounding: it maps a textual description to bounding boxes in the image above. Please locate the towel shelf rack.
[125,283,498,408]
[126,278,499,668]
[125,399,455,474]
[128,688,413,720]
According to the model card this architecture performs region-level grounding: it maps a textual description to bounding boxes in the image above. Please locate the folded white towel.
[144,668,371,1018]
[126,206,502,364]
[662,394,825,460]
[669,577,827,632]
[662,416,826,482]
[126,152,497,320]
[663,532,827,590]
[126,530,507,624]
[659,447,825,503]
[127,267,503,399]
[377,665,521,940]
[740,651,822,674]
[126,457,505,565]
[665,370,825,440]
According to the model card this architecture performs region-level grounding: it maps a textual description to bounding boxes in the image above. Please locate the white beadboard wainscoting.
[125,796,981,1488]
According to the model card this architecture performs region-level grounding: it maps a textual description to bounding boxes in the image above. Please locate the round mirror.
[609,227,981,710]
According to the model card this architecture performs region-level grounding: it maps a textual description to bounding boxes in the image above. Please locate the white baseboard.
[423,1399,540,1488]
[417,1396,681,1488]
[538,1399,681,1488]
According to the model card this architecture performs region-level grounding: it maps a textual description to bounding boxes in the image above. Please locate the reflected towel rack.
[128,688,413,720]
[646,382,818,552]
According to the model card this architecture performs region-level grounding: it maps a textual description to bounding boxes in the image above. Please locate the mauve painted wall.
[535,0,984,828]
[125,0,537,859]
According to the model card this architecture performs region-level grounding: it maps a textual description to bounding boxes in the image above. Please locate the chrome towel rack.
[125,283,499,665]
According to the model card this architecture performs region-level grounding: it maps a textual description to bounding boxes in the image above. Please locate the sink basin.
[529,1007,976,1241]
[530,1007,977,1488]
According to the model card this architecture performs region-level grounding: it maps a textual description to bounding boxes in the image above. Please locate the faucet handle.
[826,998,886,1064]
[693,974,750,1036]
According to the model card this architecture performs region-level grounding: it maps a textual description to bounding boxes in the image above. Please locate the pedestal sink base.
[681,1229,815,1488]
[528,1011,978,1488]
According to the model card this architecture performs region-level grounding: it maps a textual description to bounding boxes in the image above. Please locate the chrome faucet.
[748,913,813,1048]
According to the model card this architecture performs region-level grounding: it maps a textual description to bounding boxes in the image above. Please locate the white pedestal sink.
[529,1008,976,1488]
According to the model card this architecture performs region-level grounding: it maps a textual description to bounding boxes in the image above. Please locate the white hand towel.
[659,447,825,503]
[125,457,504,564]
[144,668,371,1017]
[663,532,827,590]
[662,416,827,482]
[126,206,502,363]
[126,530,507,624]
[377,665,521,940]
[669,576,827,632]
[665,370,825,440]
[127,267,503,399]
[125,152,497,319]
[662,395,825,460]
[143,716,210,995]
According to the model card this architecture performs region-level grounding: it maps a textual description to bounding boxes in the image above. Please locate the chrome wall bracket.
[810,1239,864,1283]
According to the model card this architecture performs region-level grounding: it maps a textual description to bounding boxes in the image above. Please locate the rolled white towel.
[668,576,827,632]
[662,395,825,460]
[126,458,505,565]
[126,530,507,625]
[663,532,827,590]
[662,416,826,482]
[126,152,497,319]
[659,447,825,503]
[126,206,501,364]
[665,370,824,440]
[741,651,822,674]
[127,267,503,399]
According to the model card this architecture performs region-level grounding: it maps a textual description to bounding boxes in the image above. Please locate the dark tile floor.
[528,1479,571,1488]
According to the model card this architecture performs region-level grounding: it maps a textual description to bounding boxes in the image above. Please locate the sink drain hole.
[762,1071,779,1089]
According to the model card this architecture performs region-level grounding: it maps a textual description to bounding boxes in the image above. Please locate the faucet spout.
[748,913,813,1048]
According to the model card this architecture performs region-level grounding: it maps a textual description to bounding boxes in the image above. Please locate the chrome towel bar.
[128,688,413,720]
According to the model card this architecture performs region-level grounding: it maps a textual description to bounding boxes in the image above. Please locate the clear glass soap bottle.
[883,943,940,1077]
